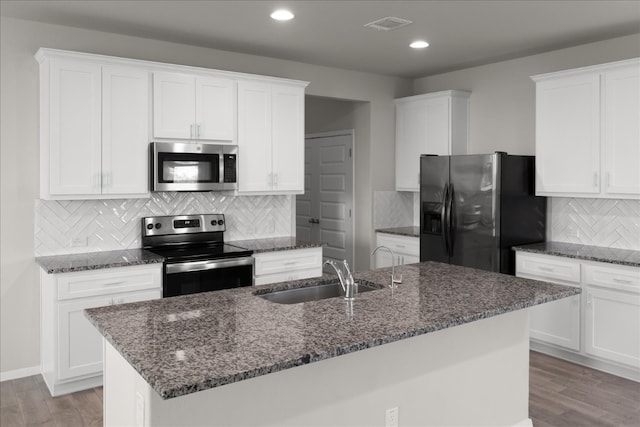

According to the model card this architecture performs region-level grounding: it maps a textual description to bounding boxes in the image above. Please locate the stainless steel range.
[142,214,254,297]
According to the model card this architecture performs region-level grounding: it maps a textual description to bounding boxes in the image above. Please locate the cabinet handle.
[593,172,598,188]
[190,124,194,139]
[273,173,278,188]
[587,292,592,305]
[396,244,406,248]
[267,173,272,186]
[606,172,611,189]
[283,261,298,266]
[613,277,632,285]
[197,124,201,138]
[538,266,554,272]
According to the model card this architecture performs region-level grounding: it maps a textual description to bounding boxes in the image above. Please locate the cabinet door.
[602,64,640,196]
[424,96,450,156]
[102,66,150,195]
[529,292,581,351]
[585,286,640,368]
[153,72,195,139]
[535,73,601,195]
[395,100,427,191]
[195,76,236,142]
[57,289,161,380]
[49,59,102,195]
[271,84,304,192]
[238,81,272,192]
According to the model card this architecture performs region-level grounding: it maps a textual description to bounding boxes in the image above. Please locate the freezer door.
[449,154,500,272]
[420,155,450,263]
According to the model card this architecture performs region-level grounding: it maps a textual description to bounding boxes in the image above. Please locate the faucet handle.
[392,273,403,284]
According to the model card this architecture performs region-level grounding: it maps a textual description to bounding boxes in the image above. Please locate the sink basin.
[258,281,380,304]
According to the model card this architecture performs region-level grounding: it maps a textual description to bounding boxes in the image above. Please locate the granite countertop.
[85,261,578,400]
[227,236,322,253]
[375,226,420,238]
[35,237,320,274]
[513,241,640,267]
[35,249,165,274]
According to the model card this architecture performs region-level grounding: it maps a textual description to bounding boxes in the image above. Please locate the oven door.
[163,257,254,298]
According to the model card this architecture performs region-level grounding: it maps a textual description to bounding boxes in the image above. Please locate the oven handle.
[165,257,254,274]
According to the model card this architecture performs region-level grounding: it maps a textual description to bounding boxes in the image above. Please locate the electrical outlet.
[385,407,399,427]
[70,236,87,247]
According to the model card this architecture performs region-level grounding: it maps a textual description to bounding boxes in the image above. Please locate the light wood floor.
[1,351,638,426]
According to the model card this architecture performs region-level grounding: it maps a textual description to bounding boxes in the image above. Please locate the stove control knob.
[146,224,153,230]
[155,223,162,229]
[218,219,224,226]
[210,220,217,226]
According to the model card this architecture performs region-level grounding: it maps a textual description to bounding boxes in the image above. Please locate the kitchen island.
[86,261,579,426]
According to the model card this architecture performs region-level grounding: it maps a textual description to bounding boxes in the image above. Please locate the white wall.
[0,16,412,375]
[413,34,640,155]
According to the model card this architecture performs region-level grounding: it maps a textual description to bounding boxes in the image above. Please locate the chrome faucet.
[323,259,356,300]
[371,246,403,289]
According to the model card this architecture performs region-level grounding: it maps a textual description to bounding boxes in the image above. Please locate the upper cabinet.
[38,51,150,200]
[237,81,306,193]
[36,48,309,199]
[153,72,236,142]
[394,90,470,192]
[532,58,640,199]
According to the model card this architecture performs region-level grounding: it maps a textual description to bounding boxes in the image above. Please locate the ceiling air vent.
[364,16,413,31]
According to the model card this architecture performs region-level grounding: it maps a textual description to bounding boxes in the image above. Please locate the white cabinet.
[532,58,640,199]
[516,253,582,351]
[238,81,306,193]
[394,90,470,191]
[37,52,150,199]
[375,233,420,268]
[153,72,236,142]
[583,264,640,369]
[253,247,323,286]
[516,251,640,380]
[40,264,162,396]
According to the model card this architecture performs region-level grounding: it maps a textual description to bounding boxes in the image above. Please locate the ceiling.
[2,0,639,78]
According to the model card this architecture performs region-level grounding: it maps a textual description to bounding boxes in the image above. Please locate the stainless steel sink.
[257,281,379,304]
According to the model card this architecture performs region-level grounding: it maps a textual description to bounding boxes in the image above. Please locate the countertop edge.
[513,243,640,267]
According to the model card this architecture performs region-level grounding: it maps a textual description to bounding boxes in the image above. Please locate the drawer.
[583,263,640,294]
[254,247,323,277]
[376,233,419,257]
[515,253,580,284]
[56,264,162,300]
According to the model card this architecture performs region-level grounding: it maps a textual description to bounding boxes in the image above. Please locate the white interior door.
[296,131,354,268]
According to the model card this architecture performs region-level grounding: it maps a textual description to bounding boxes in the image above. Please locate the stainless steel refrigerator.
[420,152,546,275]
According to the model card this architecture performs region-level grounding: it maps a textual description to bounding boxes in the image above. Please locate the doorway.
[296,130,354,269]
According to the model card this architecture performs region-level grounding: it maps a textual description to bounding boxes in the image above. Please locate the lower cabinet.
[41,264,162,396]
[253,247,323,286]
[516,251,640,380]
[374,232,420,268]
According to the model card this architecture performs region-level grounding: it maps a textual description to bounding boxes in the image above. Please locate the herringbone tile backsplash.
[548,198,640,250]
[35,193,293,256]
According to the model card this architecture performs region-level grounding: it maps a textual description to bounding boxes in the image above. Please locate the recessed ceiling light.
[410,40,429,49]
[271,9,294,21]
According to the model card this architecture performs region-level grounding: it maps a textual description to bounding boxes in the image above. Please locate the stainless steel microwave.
[150,142,238,192]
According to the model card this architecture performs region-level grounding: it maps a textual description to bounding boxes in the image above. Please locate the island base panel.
[104,310,531,426]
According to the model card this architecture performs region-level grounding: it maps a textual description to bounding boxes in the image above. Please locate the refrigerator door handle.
[447,184,456,257]
[441,184,449,255]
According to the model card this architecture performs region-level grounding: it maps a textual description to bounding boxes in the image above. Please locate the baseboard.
[0,365,40,382]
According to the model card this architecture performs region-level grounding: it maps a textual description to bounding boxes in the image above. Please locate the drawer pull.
[612,278,632,285]
[102,281,126,287]
[283,262,298,266]
[538,266,554,272]
[395,245,406,249]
